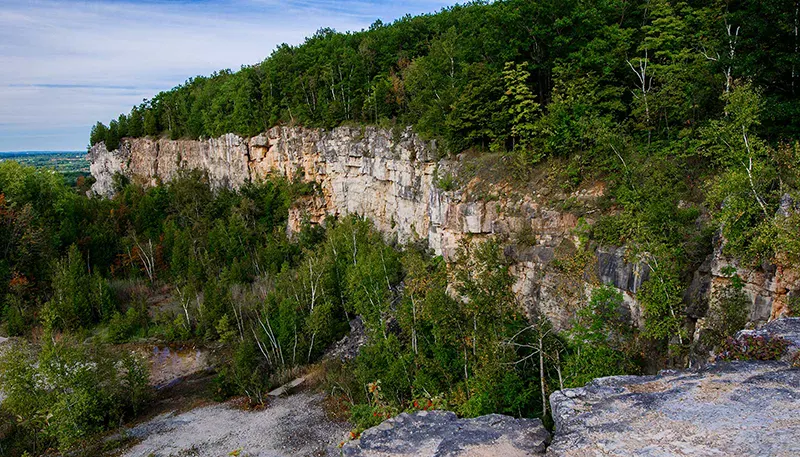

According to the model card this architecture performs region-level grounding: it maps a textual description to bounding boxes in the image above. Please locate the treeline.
[91,0,800,154]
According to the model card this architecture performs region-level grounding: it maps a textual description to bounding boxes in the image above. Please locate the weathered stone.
[778,193,797,217]
[709,234,800,323]
[325,317,367,362]
[267,377,306,397]
[548,318,800,457]
[339,410,549,457]
[595,247,650,294]
[736,316,800,360]
[549,361,800,457]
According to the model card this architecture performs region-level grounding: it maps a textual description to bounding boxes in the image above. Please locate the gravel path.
[122,392,349,457]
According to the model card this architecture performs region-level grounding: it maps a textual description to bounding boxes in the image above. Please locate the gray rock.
[325,317,367,362]
[339,410,549,457]
[737,316,800,347]
[548,360,800,456]
[595,246,650,294]
[778,193,796,217]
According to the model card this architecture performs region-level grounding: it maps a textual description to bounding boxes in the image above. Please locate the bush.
[718,334,790,361]
[0,340,150,453]
[562,287,641,388]
[213,340,271,406]
[105,301,150,343]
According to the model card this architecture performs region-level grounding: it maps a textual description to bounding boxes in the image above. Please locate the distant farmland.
[0,151,90,185]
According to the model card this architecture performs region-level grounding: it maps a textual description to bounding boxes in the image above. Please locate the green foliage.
[562,287,641,388]
[343,239,562,425]
[436,171,458,191]
[0,340,150,453]
[213,340,271,406]
[8,0,800,449]
[105,304,150,343]
[43,245,118,331]
[501,62,541,158]
[704,84,798,265]
[703,268,750,350]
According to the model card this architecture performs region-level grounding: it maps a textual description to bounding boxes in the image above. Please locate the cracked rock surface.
[339,410,550,457]
[548,319,800,457]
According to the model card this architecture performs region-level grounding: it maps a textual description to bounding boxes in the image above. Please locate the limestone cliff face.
[88,126,797,329]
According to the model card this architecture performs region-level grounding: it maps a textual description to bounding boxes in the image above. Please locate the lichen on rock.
[547,318,800,457]
[339,410,550,457]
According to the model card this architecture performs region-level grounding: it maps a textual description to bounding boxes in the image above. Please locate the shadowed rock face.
[339,410,550,457]
[548,318,800,457]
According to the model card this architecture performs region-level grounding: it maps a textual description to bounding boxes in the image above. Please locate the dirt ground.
[116,390,350,457]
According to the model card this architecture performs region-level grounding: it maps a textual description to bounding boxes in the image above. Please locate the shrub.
[213,340,271,406]
[436,171,458,191]
[105,305,150,343]
[0,340,150,453]
[718,334,790,361]
[562,287,641,388]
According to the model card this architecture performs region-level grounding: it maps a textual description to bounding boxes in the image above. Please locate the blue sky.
[0,0,456,152]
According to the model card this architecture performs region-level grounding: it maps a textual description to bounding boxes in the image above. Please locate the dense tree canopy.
[90,0,800,154]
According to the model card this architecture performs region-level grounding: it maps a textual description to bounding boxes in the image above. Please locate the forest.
[3,0,800,455]
[0,163,634,454]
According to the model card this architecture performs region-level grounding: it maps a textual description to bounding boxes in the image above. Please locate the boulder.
[339,410,550,457]
[549,318,800,456]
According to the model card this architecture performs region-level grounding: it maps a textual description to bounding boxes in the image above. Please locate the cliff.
[88,127,798,331]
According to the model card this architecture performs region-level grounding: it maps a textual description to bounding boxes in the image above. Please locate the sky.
[0,0,457,152]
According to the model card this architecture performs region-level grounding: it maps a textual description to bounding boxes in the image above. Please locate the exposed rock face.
[339,410,550,457]
[88,127,797,328]
[548,318,800,457]
[88,133,251,197]
[708,241,800,322]
[325,317,367,362]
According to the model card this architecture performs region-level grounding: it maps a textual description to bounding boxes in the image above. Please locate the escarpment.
[88,126,799,332]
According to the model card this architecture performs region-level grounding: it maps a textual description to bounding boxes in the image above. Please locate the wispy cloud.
[0,0,455,151]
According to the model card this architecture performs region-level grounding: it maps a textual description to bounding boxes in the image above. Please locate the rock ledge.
[548,318,800,457]
[339,410,550,457]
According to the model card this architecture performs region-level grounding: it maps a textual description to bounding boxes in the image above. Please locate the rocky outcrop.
[88,127,798,329]
[708,241,800,322]
[339,410,550,457]
[89,126,605,327]
[547,318,800,457]
[548,361,800,456]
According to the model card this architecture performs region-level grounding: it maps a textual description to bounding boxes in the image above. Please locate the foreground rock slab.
[339,410,549,457]
[548,361,800,456]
